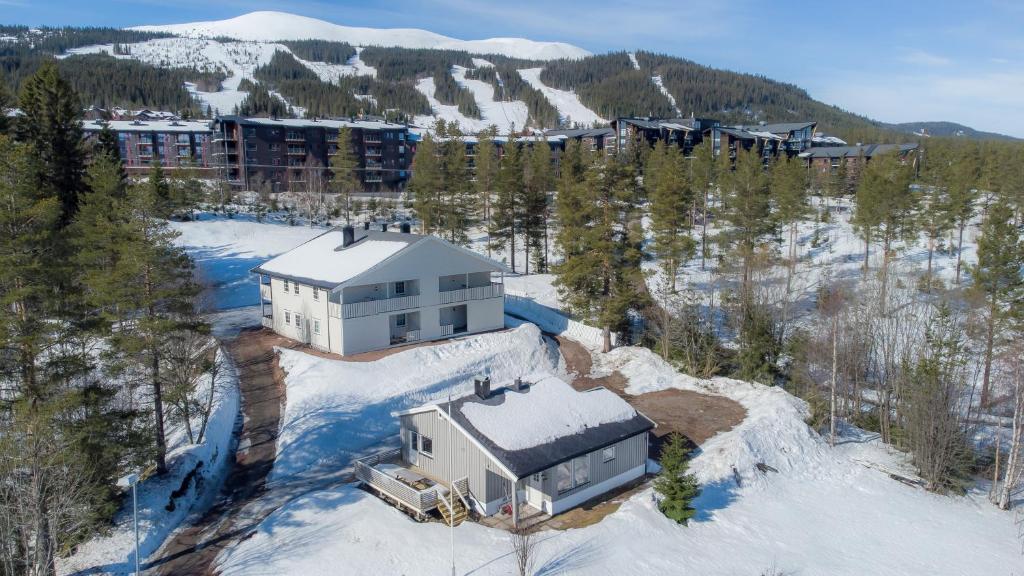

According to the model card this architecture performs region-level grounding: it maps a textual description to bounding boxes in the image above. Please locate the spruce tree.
[491,141,524,272]
[648,141,694,292]
[0,77,11,134]
[970,201,1024,407]
[689,141,716,271]
[654,432,701,525]
[769,155,809,283]
[947,146,980,284]
[522,138,553,273]
[16,61,88,228]
[409,134,442,234]
[439,126,475,245]
[719,147,773,298]
[474,127,500,257]
[330,127,360,224]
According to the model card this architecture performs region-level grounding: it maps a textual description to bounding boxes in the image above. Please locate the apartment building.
[81,118,216,175]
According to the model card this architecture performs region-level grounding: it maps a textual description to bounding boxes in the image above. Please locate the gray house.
[355,373,654,526]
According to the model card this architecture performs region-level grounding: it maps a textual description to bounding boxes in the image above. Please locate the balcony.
[365,160,383,170]
[286,133,306,142]
[365,147,382,157]
[438,283,503,305]
[261,315,273,329]
[287,146,307,155]
[342,294,419,319]
[260,284,272,301]
[363,134,382,144]
[364,174,383,183]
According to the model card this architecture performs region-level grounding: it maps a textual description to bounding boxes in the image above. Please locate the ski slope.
[132,11,590,60]
[518,67,605,127]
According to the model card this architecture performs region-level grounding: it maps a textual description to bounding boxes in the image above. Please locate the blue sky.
[7,0,1024,137]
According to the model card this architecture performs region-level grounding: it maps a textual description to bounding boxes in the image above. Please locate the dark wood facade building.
[81,119,216,175]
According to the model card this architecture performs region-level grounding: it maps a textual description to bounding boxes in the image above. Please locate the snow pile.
[270,323,559,482]
[596,345,823,482]
[503,273,560,308]
[505,293,615,350]
[258,231,411,286]
[169,214,323,309]
[58,350,240,576]
[459,373,638,450]
[131,11,590,60]
[517,68,605,126]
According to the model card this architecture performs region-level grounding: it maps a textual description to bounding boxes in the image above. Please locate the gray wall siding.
[541,433,648,503]
[399,411,514,506]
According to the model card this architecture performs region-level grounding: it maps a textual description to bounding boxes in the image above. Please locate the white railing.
[440,324,454,337]
[354,449,440,513]
[438,283,504,305]
[342,294,420,319]
[405,329,420,342]
[261,316,273,328]
[260,284,271,301]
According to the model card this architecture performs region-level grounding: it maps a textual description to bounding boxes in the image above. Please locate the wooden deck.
[354,449,468,522]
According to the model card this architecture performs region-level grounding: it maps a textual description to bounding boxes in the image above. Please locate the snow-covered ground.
[268,323,560,485]
[169,214,324,310]
[215,323,1020,575]
[518,67,605,127]
[58,349,240,576]
[452,64,528,133]
[651,75,681,115]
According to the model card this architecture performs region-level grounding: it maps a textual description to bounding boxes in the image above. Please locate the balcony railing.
[438,283,504,305]
[365,148,382,157]
[261,315,273,328]
[363,134,382,144]
[440,324,454,337]
[342,294,420,319]
[287,146,307,155]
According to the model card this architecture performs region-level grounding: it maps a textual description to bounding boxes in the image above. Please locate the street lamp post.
[117,473,141,576]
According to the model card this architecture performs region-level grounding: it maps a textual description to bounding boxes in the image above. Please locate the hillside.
[885,121,1020,141]
[0,14,1008,141]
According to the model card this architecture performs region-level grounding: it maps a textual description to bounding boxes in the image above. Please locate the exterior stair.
[437,489,467,526]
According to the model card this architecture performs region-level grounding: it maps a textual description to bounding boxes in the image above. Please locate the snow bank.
[270,324,559,482]
[503,273,560,308]
[59,350,240,576]
[505,293,615,350]
[460,373,637,450]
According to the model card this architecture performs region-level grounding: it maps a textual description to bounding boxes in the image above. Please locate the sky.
[6,0,1024,137]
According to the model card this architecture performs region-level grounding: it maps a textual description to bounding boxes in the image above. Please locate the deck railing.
[354,449,440,513]
[342,294,420,319]
[439,324,454,337]
[438,283,503,305]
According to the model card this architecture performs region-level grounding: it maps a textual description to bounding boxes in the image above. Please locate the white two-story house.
[252,223,507,356]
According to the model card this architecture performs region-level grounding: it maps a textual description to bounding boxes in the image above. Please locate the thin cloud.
[899,48,952,67]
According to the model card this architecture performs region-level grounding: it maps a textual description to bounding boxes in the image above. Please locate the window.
[573,456,590,487]
[602,446,616,463]
[284,310,291,324]
[409,430,419,452]
[294,313,302,328]
[313,318,321,334]
[394,281,405,295]
[396,314,406,327]
[312,287,319,301]
[283,279,290,291]
[556,461,573,493]
[420,435,433,456]
[294,282,300,295]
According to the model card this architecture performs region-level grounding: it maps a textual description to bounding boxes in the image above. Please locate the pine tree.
[0,77,11,134]
[409,134,443,234]
[769,155,809,284]
[330,127,360,224]
[970,201,1024,407]
[522,138,553,273]
[654,432,701,525]
[474,127,500,257]
[947,146,980,284]
[15,60,88,228]
[689,141,716,270]
[719,147,773,297]
[648,141,694,292]
[491,141,524,272]
[439,126,475,245]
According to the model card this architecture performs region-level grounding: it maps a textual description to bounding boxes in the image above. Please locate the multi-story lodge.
[212,116,412,193]
[81,118,216,175]
[253,222,507,356]
[800,142,920,177]
[709,121,817,161]
[542,127,618,156]
[612,117,720,157]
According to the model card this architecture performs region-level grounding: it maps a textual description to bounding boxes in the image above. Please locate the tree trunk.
[510,230,516,274]
[152,344,167,474]
[955,220,966,285]
[862,233,870,275]
[830,314,839,447]
[926,235,935,292]
[602,326,611,354]
[981,297,996,408]
[700,186,709,271]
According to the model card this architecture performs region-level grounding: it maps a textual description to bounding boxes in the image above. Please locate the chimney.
[514,377,527,391]
[342,225,355,247]
[380,222,388,232]
[400,222,411,234]
[474,376,492,400]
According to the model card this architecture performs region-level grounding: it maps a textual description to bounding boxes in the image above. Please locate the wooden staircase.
[437,489,468,526]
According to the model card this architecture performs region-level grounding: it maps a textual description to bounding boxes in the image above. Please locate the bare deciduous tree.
[509,524,537,576]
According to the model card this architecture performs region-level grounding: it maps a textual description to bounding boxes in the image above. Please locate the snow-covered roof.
[219,115,406,130]
[81,119,213,133]
[407,372,654,478]
[459,373,639,451]
[254,228,419,288]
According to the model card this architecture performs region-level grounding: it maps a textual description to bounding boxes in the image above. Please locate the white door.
[526,473,545,511]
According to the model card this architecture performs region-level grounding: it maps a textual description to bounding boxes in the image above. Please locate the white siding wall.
[268,277,340,353]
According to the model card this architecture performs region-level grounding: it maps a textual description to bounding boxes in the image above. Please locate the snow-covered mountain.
[130,11,590,61]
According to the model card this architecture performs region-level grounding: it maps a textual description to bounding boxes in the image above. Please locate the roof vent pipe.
[400,222,411,234]
[341,225,355,247]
